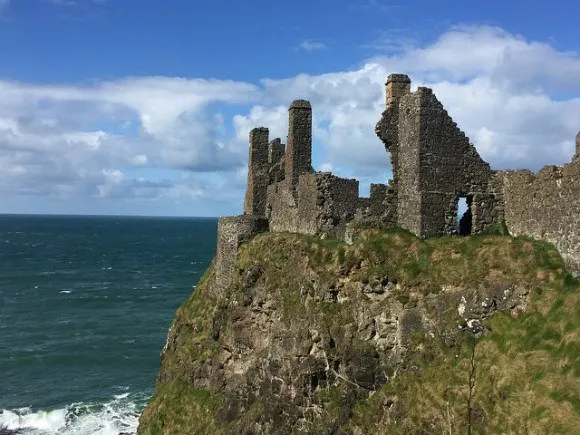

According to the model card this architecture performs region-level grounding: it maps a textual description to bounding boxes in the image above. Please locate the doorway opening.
[456,196,472,236]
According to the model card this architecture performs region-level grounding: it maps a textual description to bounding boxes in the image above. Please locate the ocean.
[0,215,218,434]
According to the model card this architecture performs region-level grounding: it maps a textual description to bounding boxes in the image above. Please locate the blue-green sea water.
[0,215,217,434]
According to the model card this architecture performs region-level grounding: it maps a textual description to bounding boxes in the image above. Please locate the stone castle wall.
[243,128,270,216]
[376,74,411,188]
[214,215,268,298]
[496,162,580,276]
[213,73,580,285]
[285,100,313,189]
[240,98,374,240]
[392,87,498,237]
[395,88,423,235]
[266,172,360,239]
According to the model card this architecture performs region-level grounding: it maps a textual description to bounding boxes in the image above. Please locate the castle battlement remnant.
[286,99,313,190]
[214,74,580,293]
[243,127,270,216]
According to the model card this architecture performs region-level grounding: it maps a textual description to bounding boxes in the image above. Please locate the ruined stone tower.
[243,127,270,216]
[375,74,411,188]
[285,100,313,190]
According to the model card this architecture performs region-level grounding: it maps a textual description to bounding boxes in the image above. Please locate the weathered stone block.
[214,215,269,298]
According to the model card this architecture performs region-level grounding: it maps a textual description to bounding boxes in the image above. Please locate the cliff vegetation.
[138,228,580,434]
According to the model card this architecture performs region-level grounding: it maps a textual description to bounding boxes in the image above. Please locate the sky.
[0,0,579,217]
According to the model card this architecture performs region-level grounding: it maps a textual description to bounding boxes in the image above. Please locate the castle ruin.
[214,73,580,294]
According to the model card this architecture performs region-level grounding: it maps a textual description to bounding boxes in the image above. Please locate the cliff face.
[138,229,580,434]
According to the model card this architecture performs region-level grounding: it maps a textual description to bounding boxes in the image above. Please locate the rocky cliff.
[138,228,580,434]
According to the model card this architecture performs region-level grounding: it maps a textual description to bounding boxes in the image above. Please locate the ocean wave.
[0,393,145,435]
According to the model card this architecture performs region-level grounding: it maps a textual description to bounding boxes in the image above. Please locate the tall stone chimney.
[376,74,412,190]
[243,127,269,216]
[386,74,411,107]
[285,100,312,188]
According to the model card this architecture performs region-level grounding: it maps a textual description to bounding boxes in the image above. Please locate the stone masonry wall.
[497,160,580,277]
[285,100,313,190]
[417,88,492,194]
[345,184,398,243]
[396,91,423,235]
[390,85,498,238]
[265,173,359,238]
[266,181,300,233]
[376,75,502,238]
[243,128,270,216]
[268,138,286,184]
[320,173,359,238]
[261,99,361,238]
[269,138,285,165]
[416,87,495,237]
[293,174,321,235]
[376,74,411,190]
[356,184,397,227]
[214,215,269,298]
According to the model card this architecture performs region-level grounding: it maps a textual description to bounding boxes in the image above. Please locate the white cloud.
[131,154,148,166]
[258,25,580,176]
[232,105,288,144]
[1,24,580,214]
[1,77,259,136]
[0,76,261,209]
[370,25,580,92]
[298,40,327,51]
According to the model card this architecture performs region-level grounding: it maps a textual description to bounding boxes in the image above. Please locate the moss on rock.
[138,229,580,434]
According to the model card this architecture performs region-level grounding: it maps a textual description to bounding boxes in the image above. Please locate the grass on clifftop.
[345,284,580,434]
[338,231,580,434]
[138,228,580,435]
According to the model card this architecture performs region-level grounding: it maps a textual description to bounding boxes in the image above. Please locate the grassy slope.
[138,229,580,434]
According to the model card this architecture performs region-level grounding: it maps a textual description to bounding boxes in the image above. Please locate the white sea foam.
[60,290,72,294]
[0,393,144,435]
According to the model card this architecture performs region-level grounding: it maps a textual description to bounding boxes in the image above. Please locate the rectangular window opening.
[456,196,473,236]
